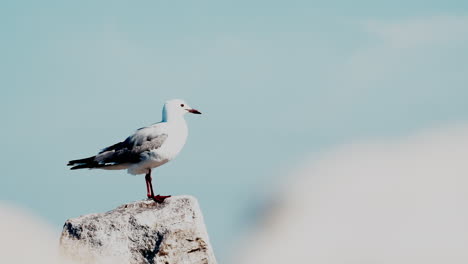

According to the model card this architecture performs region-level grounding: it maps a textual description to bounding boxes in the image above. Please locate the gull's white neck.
[162,108,186,123]
[163,115,186,123]
[158,109,188,160]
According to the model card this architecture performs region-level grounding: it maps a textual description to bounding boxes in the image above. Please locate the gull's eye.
[180,104,185,107]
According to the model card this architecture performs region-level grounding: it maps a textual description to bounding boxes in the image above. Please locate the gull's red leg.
[149,174,155,198]
[146,169,171,203]
[145,170,152,198]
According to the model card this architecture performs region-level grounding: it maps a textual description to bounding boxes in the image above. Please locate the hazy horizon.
[1,1,468,261]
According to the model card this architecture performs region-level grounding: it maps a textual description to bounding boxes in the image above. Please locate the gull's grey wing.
[95,132,168,165]
[68,128,168,170]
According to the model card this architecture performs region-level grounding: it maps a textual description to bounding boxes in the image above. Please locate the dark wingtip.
[67,156,96,167]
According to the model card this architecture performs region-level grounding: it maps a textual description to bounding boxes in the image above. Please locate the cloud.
[365,16,468,49]
[344,15,468,81]
[310,15,468,137]
[0,203,77,264]
[235,124,468,264]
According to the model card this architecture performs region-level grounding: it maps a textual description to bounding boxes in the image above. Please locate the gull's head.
[162,99,201,121]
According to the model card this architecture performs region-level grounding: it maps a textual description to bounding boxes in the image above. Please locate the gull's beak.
[187,108,202,114]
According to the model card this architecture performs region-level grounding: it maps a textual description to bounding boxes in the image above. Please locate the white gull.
[67,99,201,202]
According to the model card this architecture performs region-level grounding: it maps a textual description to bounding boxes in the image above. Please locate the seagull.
[67,99,201,203]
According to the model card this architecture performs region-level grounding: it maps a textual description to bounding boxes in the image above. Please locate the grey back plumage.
[68,125,168,169]
[95,133,168,165]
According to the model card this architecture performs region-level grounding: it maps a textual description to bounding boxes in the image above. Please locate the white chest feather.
[128,120,188,175]
[155,120,188,161]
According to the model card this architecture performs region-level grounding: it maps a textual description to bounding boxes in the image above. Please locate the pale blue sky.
[1,1,468,261]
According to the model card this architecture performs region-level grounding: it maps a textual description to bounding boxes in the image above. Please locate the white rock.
[60,196,217,264]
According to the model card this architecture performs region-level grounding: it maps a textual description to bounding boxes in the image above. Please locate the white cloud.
[345,15,468,81]
[235,124,468,264]
[365,16,468,49]
[314,15,468,132]
[0,203,77,264]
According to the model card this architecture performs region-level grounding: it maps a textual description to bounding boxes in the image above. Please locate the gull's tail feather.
[67,156,98,170]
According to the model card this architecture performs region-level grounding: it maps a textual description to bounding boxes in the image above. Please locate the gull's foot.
[152,194,171,203]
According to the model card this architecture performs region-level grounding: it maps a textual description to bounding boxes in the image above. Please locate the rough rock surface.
[60,196,217,264]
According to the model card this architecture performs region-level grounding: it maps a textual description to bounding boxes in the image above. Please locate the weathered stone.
[60,196,217,264]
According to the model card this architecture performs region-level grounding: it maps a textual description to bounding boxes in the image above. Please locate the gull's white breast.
[128,120,188,175]
[153,120,188,161]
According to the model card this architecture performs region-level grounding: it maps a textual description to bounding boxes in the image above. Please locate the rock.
[60,196,217,264]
